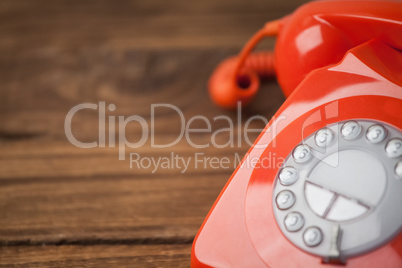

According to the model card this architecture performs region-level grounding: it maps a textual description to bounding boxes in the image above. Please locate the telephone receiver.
[208,0,402,109]
[193,0,402,267]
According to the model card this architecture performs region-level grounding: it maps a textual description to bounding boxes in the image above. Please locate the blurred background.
[1,0,306,267]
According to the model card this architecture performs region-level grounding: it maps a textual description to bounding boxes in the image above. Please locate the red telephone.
[192,0,402,267]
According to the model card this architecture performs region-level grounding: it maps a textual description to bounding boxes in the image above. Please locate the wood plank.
[0,48,284,142]
[0,174,226,244]
[0,147,247,180]
[0,245,191,268]
[0,49,285,181]
[0,0,307,50]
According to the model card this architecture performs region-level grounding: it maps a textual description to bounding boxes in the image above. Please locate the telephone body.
[192,0,402,267]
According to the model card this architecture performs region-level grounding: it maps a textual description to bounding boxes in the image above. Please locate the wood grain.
[0,174,227,245]
[0,0,307,50]
[0,0,305,266]
[0,245,191,267]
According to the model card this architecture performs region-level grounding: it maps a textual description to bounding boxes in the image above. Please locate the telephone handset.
[208,0,402,108]
[192,0,402,267]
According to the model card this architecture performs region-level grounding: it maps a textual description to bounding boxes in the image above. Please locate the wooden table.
[0,0,305,266]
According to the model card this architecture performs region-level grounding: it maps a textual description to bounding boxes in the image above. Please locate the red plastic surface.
[208,0,402,109]
[275,0,402,97]
[192,37,402,268]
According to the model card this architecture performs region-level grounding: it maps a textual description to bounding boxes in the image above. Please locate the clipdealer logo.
[128,151,285,174]
[64,101,339,172]
[64,102,288,172]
